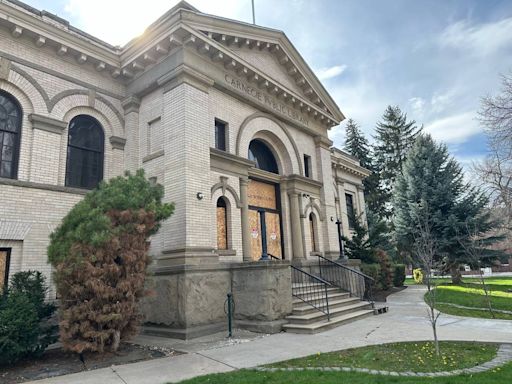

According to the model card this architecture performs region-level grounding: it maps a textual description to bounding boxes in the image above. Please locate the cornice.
[158,63,214,93]
[0,1,121,76]
[332,155,371,178]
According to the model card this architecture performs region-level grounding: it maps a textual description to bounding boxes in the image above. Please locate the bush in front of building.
[376,249,393,290]
[48,170,174,354]
[393,264,406,287]
[361,263,381,283]
[0,271,57,366]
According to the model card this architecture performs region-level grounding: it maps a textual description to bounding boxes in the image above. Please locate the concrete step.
[292,291,349,305]
[283,309,375,334]
[286,301,373,324]
[292,286,340,295]
[292,282,326,288]
[292,296,361,315]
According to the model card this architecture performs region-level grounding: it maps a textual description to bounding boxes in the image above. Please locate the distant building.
[0,0,370,337]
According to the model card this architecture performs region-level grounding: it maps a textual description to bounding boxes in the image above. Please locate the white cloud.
[409,97,426,116]
[63,0,249,46]
[439,18,512,55]
[424,111,482,144]
[315,65,347,81]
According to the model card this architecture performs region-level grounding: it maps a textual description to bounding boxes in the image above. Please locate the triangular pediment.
[226,46,307,97]
[117,3,343,126]
[189,23,342,122]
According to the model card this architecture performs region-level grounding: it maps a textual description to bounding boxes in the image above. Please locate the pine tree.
[344,119,388,219]
[393,134,499,283]
[374,105,421,191]
[48,170,174,353]
[344,119,372,169]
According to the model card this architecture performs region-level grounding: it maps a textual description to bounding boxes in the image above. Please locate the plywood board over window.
[0,249,11,293]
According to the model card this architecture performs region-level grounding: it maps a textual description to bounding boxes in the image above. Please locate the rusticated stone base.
[140,260,292,339]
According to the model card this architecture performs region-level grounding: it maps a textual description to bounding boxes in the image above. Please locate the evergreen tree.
[344,119,388,219]
[344,119,372,169]
[374,105,421,192]
[48,170,174,353]
[393,134,499,283]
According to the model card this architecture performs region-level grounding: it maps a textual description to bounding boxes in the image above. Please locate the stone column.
[240,177,252,262]
[289,191,304,260]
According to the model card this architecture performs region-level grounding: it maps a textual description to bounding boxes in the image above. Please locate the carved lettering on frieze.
[224,73,309,127]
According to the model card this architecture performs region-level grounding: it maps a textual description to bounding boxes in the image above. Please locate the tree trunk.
[450,264,462,284]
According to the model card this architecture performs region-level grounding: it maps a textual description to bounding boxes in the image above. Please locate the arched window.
[216,197,228,250]
[0,91,22,179]
[309,212,318,252]
[248,139,278,174]
[65,115,104,189]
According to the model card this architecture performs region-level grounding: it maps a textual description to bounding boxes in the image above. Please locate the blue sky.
[23,0,512,167]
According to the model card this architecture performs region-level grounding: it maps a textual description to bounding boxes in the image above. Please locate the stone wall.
[142,261,292,339]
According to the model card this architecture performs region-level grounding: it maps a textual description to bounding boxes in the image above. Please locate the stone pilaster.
[121,96,141,173]
[314,135,338,256]
[288,191,304,260]
[239,177,252,262]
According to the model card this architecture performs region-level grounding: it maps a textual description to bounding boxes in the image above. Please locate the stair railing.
[315,255,375,308]
[290,265,331,320]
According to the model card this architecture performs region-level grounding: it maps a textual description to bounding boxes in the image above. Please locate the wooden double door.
[247,179,283,260]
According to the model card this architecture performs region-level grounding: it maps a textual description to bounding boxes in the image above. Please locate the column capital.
[314,135,333,149]
[122,96,141,113]
[239,176,249,186]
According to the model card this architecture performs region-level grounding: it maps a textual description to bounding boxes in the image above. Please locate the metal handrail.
[268,253,280,261]
[291,265,331,320]
[314,255,375,308]
[317,255,375,282]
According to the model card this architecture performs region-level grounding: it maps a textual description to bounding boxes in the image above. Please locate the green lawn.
[179,365,512,384]
[268,341,497,372]
[422,277,512,320]
[178,342,509,384]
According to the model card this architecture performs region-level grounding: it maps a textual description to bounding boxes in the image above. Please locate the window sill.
[218,249,237,257]
[142,149,165,163]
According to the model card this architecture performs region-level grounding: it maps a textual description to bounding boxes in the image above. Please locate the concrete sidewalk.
[28,286,512,384]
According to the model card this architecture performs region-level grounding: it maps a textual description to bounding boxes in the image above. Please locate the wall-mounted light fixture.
[196,192,204,200]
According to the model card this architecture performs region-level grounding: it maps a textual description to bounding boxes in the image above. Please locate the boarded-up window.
[216,197,228,250]
[309,213,317,252]
[0,249,10,293]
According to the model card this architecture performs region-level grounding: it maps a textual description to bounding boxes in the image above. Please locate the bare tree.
[477,72,512,219]
[412,201,441,356]
[457,222,495,319]
[479,73,512,154]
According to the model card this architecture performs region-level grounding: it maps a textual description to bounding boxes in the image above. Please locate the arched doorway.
[247,139,284,260]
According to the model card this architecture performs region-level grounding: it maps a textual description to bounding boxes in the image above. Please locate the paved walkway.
[28,286,512,384]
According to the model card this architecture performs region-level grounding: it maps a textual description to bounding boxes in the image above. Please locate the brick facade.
[0,0,370,336]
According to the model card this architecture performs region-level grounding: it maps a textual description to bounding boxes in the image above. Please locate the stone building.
[0,0,371,338]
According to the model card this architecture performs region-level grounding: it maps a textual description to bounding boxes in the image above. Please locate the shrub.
[376,249,393,290]
[48,170,174,353]
[413,268,424,284]
[361,263,381,282]
[0,271,57,366]
[393,264,406,287]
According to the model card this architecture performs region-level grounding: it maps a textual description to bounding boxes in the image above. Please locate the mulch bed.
[373,285,407,302]
[0,342,182,384]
